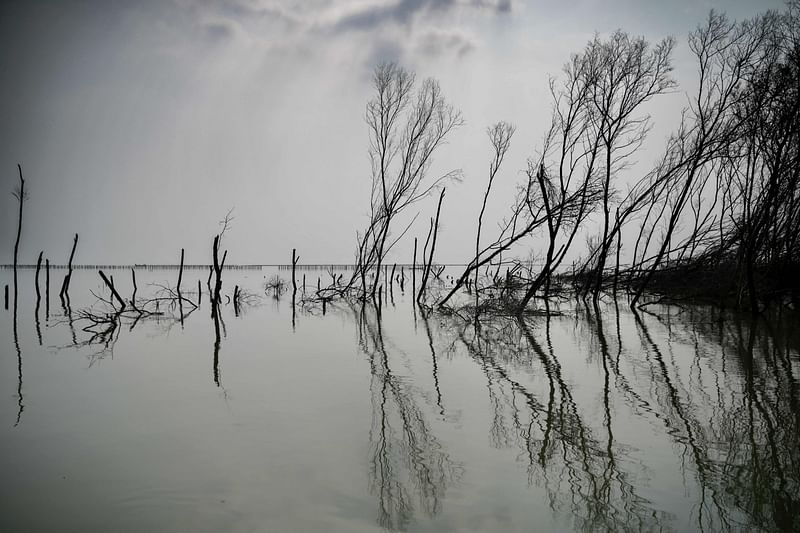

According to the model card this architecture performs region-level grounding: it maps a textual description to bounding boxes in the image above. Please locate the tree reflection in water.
[21,287,797,532]
[450,308,669,532]
[636,305,800,532]
[356,300,798,532]
[355,305,463,531]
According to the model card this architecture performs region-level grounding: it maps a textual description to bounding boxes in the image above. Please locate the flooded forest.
[2,5,799,533]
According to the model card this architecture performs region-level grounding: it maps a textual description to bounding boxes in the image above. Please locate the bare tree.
[474,122,515,302]
[417,187,446,305]
[711,9,800,310]
[438,148,593,308]
[628,11,777,308]
[515,49,616,308]
[351,63,463,300]
[574,31,676,299]
[11,164,26,316]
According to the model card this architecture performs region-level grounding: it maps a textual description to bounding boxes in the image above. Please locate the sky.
[0,0,786,266]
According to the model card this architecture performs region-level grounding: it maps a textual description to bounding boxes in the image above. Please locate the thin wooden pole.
[60,233,78,299]
[45,259,50,317]
[177,248,185,292]
[131,268,138,304]
[12,165,25,318]
[412,237,417,298]
[34,251,43,303]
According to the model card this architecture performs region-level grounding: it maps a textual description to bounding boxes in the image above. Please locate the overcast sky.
[0,0,785,265]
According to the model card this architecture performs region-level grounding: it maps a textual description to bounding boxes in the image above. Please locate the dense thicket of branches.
[449,7,800,313]
[617,8,800,311]
[335,5,799,315]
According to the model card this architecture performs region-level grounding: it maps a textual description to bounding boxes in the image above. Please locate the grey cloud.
[182,0,304,31]
[167,0,509,66]
[465,0,512,13]
[416,29,475,58]
[364,38,407,66]
[216,0,303,28]
[328,0,512,34]
[203,21,236,43]
[332,0,457,33]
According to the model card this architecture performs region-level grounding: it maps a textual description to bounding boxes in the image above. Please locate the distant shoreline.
[0,263,469,270]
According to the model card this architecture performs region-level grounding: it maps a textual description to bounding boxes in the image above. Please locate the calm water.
[1,268,798,532]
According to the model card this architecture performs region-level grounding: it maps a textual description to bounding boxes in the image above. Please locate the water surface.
[1,268,798,532]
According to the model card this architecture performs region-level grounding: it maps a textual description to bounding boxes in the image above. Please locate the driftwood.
[99,270,126,311]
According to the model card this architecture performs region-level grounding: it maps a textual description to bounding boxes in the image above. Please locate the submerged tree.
[441,8,800,312]
[351,63,463,301]
[12,164,26,316]
[572,31,676,299]
[714,9,800,310]
[437,30,675,312]
[624,9,798,310]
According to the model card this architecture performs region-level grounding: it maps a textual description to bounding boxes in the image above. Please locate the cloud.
[329,0,457,33]
[464,0,512,13]
[325,0,513,34]
[202,21,236,43]
[171,0,512,64]
[415,28,476,58]
[313,0,508,63]
[364,37,407,65]
[215,0,304,29]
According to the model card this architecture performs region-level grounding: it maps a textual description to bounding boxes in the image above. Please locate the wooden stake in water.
[177,248,185,293]
[34,251,43,304]
[130,268,138,309]
[412,237,417,299]
[292,249,299,297]
[45,259,50,318]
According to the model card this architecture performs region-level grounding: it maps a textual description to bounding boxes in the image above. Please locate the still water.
[1,268,798,532]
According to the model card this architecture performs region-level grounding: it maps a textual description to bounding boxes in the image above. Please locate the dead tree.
[417,188,446,305]
[292,248,299,300]
[177,248,185,293]
[34,251,43,304]
[12,164,25,318]
[514,49,618,308]
[60,233,79,301]
[437,121,599,309]
[351,63,463,300]
[45,258,50,317]
[130,268,139,310]
[629,11,776,308]
[574,31,677,300]
[475,123,515,303]
[211,234,227,311]
[412,237,417,297]
[174,248,185,323]
[99,270,126,311]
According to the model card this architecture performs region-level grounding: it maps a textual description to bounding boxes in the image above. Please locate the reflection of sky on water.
[1,268,797,532]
